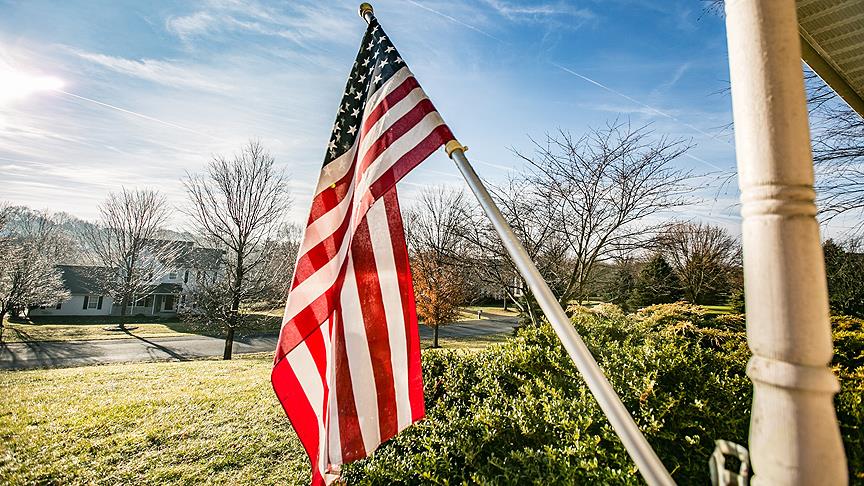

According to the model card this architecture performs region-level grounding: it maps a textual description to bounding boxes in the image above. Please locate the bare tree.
[267,223,303,303]
[461,176,570,324]
[0,207,69,341]
[405,188,472,347]
[802,71,864,232]
[82,188,175,323]
[515,120,694,306]
[656,222,740,304]
[183,140,292,359]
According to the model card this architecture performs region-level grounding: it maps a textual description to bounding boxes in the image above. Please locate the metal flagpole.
[445,141,674,486]
[359,4,674,485]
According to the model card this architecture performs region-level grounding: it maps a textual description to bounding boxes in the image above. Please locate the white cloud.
[165,0,356,50]
[165,11,217,39]
[72,50,231,93]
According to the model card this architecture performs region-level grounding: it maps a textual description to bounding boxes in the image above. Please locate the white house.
[29,243,223,318]
[29,265,115,317]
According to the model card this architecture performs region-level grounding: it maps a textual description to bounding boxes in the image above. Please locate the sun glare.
[0,68,64,105]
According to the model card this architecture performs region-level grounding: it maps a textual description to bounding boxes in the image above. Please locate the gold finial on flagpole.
[359,3,374,21]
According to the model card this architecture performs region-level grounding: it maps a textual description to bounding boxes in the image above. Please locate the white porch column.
[724,1,847,484]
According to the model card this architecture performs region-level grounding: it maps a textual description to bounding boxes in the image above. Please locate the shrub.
[343,307,753,484]
[634,301,710,329]
[343,307,864,484]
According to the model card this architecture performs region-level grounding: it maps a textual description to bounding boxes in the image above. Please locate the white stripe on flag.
[366,201,412,430]
[363,67,411,119]
[353,112,446,221]
[358,86,429,160]
[283,229,352,324]
[339,251,382,454]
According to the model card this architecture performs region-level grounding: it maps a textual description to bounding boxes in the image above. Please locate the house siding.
[29,294,114,317]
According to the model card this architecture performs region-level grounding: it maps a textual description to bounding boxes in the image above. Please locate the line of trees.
[405,110,864,329]
[406,120,739,329]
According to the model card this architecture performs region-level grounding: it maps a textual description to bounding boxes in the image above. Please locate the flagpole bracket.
[445,139,468,158]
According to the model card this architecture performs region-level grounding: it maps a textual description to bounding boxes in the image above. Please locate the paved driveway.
[0,317,517,370]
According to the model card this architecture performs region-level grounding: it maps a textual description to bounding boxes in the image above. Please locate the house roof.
[57,265,113,294]
[798,0,864,116]
[144,239,223,269]
[152,282,183,294]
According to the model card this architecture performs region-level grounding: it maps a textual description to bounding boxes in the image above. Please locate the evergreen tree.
[823,239,864,317]
[602,261,639,312]
[727,286,746,314]
[632,254,683,307]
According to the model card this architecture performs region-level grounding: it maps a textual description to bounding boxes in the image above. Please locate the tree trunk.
[223,326,235,360]
[432,324,439,348]
[0,308,6,343]
[225,252,243,360]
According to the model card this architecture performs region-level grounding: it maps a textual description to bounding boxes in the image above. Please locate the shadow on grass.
[9,315,178,326]
[120,327,190,361]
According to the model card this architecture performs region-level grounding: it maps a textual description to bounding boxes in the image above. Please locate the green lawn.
[0,353,309,485]
[421,331,512,351]
[702,304,733,315]
[1,311,283,344]
[0,328,511,485]
[2,305,516,344]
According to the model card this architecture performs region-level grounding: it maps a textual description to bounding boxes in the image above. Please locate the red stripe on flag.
[356,124,455,219]
[350,216,399,442]
[277,260,350,362]
[333,310,366,463]
[361,76,420,136]
[291,206,352,290]
[382,189,425,421]
[358,98,438,177]
[271,358,326,486]
[308,168,355,224]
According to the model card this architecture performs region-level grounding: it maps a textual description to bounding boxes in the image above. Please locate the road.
[0,317,517,370]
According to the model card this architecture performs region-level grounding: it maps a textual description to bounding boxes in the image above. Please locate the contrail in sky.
[55,89,219,141]
[404,1,731,171]
[405,0,506,43]
[552,63,731,146]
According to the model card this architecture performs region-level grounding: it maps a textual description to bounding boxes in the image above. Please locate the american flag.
[271,14,454,486]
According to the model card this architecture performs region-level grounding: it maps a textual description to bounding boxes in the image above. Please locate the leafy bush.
[343,306,755,484]
[343,307,864,484]
[634,301,710,329]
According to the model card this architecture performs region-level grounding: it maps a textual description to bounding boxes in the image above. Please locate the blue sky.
[0,0,743,233]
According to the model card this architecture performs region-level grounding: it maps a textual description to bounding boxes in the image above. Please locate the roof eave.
[800,32,864,118]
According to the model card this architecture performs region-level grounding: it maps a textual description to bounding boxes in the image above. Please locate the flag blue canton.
[325,18,405,166]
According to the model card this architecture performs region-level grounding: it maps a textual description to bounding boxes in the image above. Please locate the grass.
[702,304,732,315]
[421,331,512,351]
[0,353,310,485]
[457,305,518,321]
[0,328,511,486]
[2,305,517,344]
[1,310,283,344]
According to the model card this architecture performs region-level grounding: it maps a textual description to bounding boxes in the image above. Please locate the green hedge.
[342,305,863,484]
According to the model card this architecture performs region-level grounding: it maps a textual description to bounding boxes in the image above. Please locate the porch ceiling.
[798,0,864,116]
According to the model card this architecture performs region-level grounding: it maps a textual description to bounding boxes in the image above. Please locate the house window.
[83,295,103,310]
[169,271,177,280]
[55,302,62,310]
[184,270,189,283]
